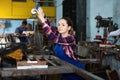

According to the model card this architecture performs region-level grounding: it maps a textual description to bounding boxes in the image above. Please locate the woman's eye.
[61,23,65,26]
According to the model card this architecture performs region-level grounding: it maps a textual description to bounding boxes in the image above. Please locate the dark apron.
[54,44,85,80]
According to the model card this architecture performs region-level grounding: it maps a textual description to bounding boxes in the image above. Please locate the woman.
[36,7,85,80]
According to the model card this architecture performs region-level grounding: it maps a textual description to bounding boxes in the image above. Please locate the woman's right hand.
[36,7,45,23]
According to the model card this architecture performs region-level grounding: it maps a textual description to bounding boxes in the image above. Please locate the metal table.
[0,55,104,80]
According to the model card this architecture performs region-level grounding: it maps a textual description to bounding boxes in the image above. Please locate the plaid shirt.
[41,21,78,60]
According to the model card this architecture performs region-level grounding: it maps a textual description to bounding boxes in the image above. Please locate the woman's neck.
[61,33,69,38]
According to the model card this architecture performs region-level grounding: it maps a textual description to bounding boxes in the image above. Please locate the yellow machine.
[0,0,56,19]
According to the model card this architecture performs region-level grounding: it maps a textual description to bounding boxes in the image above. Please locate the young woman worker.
[36,7,85,80]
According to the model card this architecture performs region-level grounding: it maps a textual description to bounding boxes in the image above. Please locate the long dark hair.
[61,17,74,34]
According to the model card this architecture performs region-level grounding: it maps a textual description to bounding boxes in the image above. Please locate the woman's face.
[58,19,71,34]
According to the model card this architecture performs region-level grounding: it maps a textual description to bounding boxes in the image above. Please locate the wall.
[55,0,114,41]
[55,0,63,26]
[86,0,114,41]
[0,20,33,34]
[113,0,120,27]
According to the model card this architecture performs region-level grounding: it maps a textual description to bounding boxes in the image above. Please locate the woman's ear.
[68,26,71,30]
[68,26,74,34]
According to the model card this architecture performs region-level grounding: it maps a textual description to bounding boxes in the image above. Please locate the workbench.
[0,55,104,80]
